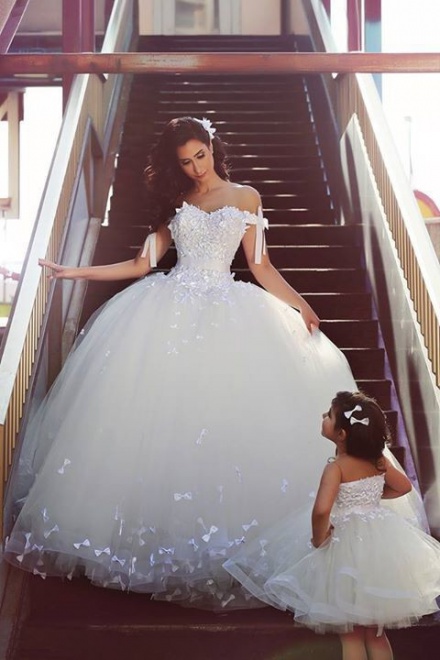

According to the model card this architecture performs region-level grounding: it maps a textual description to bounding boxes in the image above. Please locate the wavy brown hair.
[143,117,230,232]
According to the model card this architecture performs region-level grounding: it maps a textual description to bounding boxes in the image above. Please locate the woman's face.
[176,139,214,182]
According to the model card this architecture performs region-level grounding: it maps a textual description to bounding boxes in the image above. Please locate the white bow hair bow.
[344,404,369,426]
[350,416,370,426]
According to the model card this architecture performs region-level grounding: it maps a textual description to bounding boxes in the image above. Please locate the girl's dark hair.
[331,391,391,465]
[143,116,230,231]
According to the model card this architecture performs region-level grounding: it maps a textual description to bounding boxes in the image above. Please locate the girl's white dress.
[2,203,422,610]
[224,474,440,630]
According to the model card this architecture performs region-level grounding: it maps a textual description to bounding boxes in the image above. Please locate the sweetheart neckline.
[177,201,257,217]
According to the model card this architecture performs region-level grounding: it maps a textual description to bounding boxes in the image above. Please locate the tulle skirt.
[224,502,440,630]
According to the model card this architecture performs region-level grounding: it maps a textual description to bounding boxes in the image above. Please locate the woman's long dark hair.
[331,391,391,466]
[143,117,230,232]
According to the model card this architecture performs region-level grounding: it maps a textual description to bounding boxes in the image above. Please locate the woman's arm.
[311,462,341,547]
[382,458,412,499]
[240,188,320,332]
[39,223,172,281]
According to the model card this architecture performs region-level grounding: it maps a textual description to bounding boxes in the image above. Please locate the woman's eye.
[197,154,205,160]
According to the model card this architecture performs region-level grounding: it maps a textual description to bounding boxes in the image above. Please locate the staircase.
[81,49,397,442]
[9,36,436,659]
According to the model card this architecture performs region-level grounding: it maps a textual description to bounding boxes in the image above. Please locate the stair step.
[153,104,310,118]
[133,137,320,155]
[268,224,360,244]
[261,208,337,224]
[153,74,304,85]
[155,89,305,102]
[138,36,297,53]
[236,246,362,268]
[154,113,309,125]
[303,293,372,320]
[234,269,365,293]
[237,180,328,196]
[228,155,322,169]
[342,348,385,379]
[230,167,325,181]
[320,320,379,348]
[151,130,318,146]
[356,379,392,409]
[226,143,318,156]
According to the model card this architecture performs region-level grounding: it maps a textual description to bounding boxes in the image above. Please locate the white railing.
[0,0,135,528]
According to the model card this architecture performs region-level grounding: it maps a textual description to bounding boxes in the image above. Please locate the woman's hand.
[299,301,320,333]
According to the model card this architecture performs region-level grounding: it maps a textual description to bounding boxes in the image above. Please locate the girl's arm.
[240,189,320,333]
[311,462,341,547]
[382,458,412,499]
[39,223,172,281]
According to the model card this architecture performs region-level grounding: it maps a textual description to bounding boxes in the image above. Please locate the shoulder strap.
[140,232,157,267]
[245,206,268,264]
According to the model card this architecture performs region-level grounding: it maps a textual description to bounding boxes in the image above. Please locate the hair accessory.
[195,117,216,140]
[344,405,362,419]
[344,404,370,426]
[349,416,370,427]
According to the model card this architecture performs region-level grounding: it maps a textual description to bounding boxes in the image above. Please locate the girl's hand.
[311,525,333,548]
[39,259,69,279]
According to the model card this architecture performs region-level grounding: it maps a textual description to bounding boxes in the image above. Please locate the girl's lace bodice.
[331,475,386,526]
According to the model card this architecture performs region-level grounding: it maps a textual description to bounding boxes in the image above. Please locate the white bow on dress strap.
[140,232,157,267]
[247,206,268,264]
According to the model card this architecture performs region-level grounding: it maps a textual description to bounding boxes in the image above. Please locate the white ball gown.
[224,474,440,630]
[1,203,389,609]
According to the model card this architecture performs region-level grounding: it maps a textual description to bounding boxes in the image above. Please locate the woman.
[4,117,358,610]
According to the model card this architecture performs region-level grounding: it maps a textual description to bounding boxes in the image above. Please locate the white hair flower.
[195,117,216,140]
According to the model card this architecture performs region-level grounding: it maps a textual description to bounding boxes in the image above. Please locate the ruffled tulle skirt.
[1,266,414,610]
[224,502,440,630]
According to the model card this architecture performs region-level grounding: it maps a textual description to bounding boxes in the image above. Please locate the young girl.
[224,391,440,658]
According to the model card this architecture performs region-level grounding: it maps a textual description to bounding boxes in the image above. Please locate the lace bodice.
[331,475,385,523]
[141,202,268,271]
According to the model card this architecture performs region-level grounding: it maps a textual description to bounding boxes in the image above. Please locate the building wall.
[138,0,281,35]
[138,0,154,34]
[17,0,106,34]
[241,0,280,34]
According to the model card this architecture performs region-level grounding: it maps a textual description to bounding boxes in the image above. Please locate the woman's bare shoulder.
[229,184,262,213]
